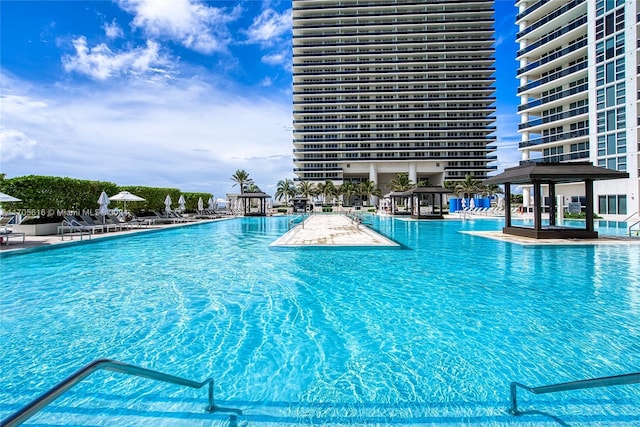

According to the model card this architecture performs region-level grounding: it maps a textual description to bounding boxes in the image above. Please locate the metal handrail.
[509,372,640,415]
[621,211,640,236]
[288,214,306,230]
[1,359,215,427]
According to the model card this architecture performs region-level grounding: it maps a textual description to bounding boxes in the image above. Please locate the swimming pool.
[1,216,638,426]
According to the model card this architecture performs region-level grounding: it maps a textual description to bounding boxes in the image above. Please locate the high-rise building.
[516,0,639,219]
[292,0,497,198]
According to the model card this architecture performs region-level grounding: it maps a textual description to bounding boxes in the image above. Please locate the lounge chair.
[168,211,197,222]
[81,215,118,232]
[0,226,25,246]
[59,215,100,236]
[107,214,133,230]
[151,211,181,224]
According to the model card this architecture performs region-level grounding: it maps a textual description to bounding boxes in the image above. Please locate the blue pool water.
[1,216,639,426]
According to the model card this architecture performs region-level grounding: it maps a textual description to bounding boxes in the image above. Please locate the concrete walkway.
[270,214,399,248]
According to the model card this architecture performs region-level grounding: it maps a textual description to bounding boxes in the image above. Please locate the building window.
[599,195,627,215]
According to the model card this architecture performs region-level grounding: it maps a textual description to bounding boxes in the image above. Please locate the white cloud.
[61,37,171,80]
[104,19,124,39]
[245,8,291,45]
[492,112,522,174]
[259,76,273,87]
[0,128,37,162]
[261,51,287,66]
[117,0,241,54]
[0,71,294,196]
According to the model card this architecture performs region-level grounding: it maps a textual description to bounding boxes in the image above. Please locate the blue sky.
[1,0,520,198]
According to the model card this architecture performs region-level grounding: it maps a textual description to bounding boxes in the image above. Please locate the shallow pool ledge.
[461,230,640,246]
[270,214,400,249]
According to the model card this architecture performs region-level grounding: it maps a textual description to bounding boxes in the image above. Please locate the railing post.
[509,382,520,415]
[206,379,215,412]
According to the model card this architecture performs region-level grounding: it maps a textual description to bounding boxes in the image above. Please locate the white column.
[409,162,417,184]
[369,162,378,206]
[369,162,378,185]
[557,194,565,223]
[523,186,531,210]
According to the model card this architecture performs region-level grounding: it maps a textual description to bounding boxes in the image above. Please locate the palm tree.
[389,172,414,192]
[339,181,358,206]
[358,180,382,206]
[231,169,253,194]
[275,178,296,204]
[454,175,482,198]
[317,180,338,204]
[481,184,503,198]
[244,182,261,193]
[296,180,316,199]
[443,180,457,192]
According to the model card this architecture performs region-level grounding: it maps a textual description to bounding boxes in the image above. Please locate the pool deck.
[270,214,400,248]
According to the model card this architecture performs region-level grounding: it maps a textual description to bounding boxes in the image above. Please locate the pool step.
[2,393,639,426]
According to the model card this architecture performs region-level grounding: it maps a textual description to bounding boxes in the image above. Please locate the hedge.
[0,175,213,218]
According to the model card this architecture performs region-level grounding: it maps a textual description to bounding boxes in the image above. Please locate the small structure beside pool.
[484,162,629,239]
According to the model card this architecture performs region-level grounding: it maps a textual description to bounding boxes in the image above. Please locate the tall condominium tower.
[516,0,639,219]
[292,0,497,195]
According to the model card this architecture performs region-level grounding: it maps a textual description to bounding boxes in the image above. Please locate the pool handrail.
[0,358,215,427]
[288,213,307,230]
[509,372,640,415]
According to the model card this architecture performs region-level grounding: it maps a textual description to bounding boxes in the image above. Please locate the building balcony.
[517,83,587,112]
[518,128,589,148]
[518,106,588,130]
[517,61,587,94]
[518,152,589,164]
[516,39,587,76]
[515,0,585,39]
[515,0,552,22]
[516,16,587,58]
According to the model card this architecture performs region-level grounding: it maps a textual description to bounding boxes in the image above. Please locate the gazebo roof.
[484,162,629,185]
[385,191,409,197]
[237,192,272,199]
[407,186,453,194]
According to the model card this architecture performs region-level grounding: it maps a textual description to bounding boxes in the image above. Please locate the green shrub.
[0,176,214,217]
[564,212,601,219]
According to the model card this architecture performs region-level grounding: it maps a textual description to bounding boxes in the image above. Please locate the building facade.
[292,0,497,197]
[516,0,639,219]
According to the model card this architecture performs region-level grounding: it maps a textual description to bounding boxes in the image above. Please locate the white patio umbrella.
[178,195,186,212]
[0,192,21,202]
[109,191,145,213]
[197,197,204,213]
[469,198,476,210]
[460,197,467,211]
[207,197,215,210]
[0,192,20,217]
[164,195,172,214]
[97,191,110,222]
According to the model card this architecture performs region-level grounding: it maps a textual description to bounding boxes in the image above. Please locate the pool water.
[510,217,634,238]
[1,216,639,426]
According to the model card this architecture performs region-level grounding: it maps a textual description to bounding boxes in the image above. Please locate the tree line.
[231,169,504,206]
